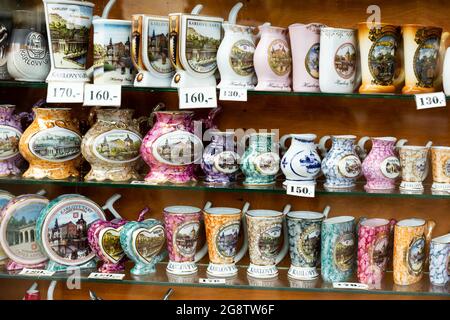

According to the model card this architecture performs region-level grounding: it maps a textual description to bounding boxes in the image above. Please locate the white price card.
[47,82,84,103]
[83,84,122,107]
[199,278,226,284]
[333,282,369,290]
[179,86,217,109]
[286,182,315,198]
[19,268,55,277]
[88,272,125,280]
[415,92,446,110]
[219,87,247,101]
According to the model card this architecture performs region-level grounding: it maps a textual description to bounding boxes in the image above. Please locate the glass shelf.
[0,80,445,100]
[0,176,449,199]
[0,262,447,297]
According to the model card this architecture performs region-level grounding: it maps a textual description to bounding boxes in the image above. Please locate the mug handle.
[356,136,370,159]
[275,204,291,264]
[424,220,436,266]
[322,205,331,219]
[102,193,123,219]
[194,201,212,263]
[234,202,250,263]
[190,4,203,14]
[421,141,433,182]
[317,135,331,158]
[279,134,292,153]
[395,138,408,149]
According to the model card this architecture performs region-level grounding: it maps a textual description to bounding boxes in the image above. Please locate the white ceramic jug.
[217,2,256,89]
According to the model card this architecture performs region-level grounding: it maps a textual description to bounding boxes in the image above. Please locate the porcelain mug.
[430,146,450,191]
[429,233,450,286]
[357,22,403,93]
[321,215,356,282]
[288,23,325,92]
[287,206,330,280]
[164,202,211,275]
[203,203,249,277]
[357,218,395,284]
[393,218,435,285]
[319,27,359,93]
[245,205,291,278]
[402,24,443,94]
[443,47,450,95]
[399,144,431,191]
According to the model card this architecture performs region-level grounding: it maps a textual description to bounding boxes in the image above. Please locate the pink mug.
[357,218,396,285]
[288,23,326,92]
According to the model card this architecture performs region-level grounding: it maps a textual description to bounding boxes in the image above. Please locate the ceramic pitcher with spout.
[280,133,321,186]
[254,23,292,91]
[319,135,365,189]
[217,2,256,89]
[359,136,407,190]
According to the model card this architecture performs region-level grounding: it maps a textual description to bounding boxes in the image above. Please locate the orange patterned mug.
[393,218,435,285]
[204,203,249,277]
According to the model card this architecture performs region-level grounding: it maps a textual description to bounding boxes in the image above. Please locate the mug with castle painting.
[131,14,174,87]
[357,22,403,93]
[42,0,94,83]
[169,5,223,88]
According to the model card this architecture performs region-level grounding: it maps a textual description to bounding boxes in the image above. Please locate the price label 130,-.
[415,92,446,110]
[47,82,84,103]
[286,182,315,198]
[83,84,122,107]
[219,87,247,101]
[179,86,217,109]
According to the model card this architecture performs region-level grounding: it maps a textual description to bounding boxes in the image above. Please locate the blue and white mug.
[321,215,356,282]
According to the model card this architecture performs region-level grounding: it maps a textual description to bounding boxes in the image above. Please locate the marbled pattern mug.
[321,216,356,282]
[430,146,450,191]
[393,218,435,285]
[429,233,449,286]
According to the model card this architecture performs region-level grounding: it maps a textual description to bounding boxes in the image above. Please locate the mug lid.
[396,218,426,227]
[164,206,201,214]
[324,216,354,224]
[246,209,282,217]
[287,211,324,220]
[204,207,241,215]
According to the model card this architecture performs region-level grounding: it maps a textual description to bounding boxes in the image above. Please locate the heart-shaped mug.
[120,210,166,275]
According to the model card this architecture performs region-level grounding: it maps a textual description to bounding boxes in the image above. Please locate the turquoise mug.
[321,215,356,282]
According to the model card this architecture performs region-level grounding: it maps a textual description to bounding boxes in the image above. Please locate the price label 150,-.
[47,82,84,103]
[83,84,122,107]
[415,92,446,110]
[179,86,217,109]
[286,182,315,198]
[219,87,247,101]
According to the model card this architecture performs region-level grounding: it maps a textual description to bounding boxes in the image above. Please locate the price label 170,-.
[286,182,315,198]
[83,84,122,107]
[415,92,446,110]
[47,82,84,103]
[179,86,217,109]
[219,87,247,101]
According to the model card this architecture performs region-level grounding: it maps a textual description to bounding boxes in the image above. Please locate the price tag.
[83,84,122,107]
[179,87,217,109]
[333,282,369,290]
[219,87,247,101]
[415,92,446,110]
[199,278,226,284]
[47,82,84,103]
[88,272,125,280]
[19,268,55,277]
[286,182,315,198]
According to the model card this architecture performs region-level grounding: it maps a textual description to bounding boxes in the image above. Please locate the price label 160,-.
[179,86,217,109]
[286,182,315,198]
[415,92,446,110]
[83,84,122,107]
[219,87,247,101]
[47,82,84,103]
